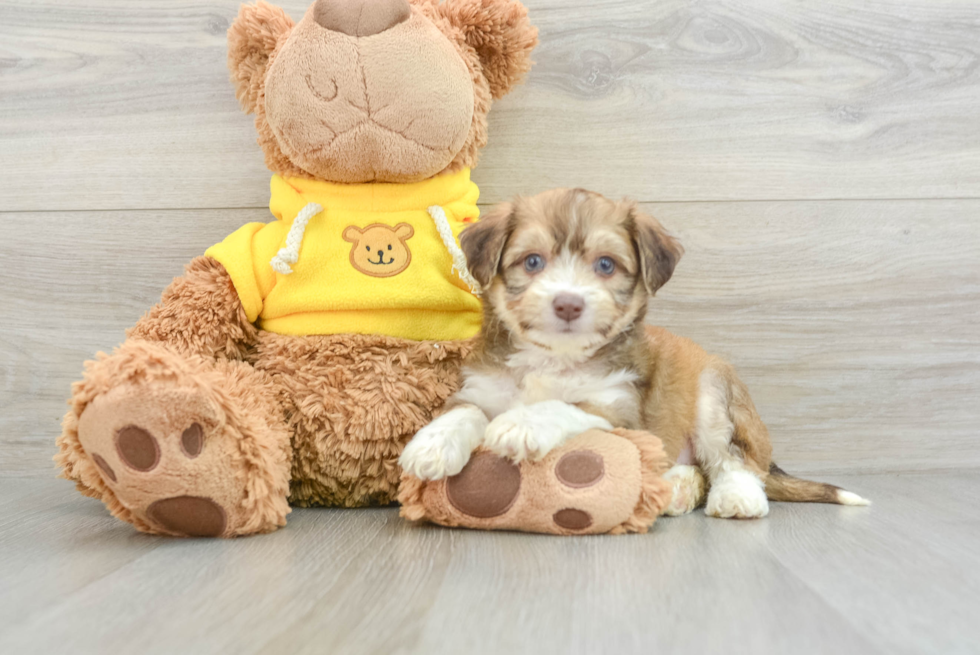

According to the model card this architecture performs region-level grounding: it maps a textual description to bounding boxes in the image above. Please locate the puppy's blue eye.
[524,254,545,273]
[595,256,616,276]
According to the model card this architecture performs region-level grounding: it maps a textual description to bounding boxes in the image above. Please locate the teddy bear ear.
[439,0,538,99]
[227,1,295,114]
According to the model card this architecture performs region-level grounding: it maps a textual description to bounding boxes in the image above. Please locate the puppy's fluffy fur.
[400,188,868,517]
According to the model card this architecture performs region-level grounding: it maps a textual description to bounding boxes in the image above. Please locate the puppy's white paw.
[483,416,554,462]
[483,401,612,463]
[705,470,769,519]
[399,406,488,481]
[663,464,706,516]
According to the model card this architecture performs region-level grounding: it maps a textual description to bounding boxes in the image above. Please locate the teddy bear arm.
[126,256,259,360]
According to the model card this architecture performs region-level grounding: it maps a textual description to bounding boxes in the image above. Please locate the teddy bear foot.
[399,428,673,535]
[69,346,291,537]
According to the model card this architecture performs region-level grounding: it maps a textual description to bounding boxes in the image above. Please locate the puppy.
[400,188,868,518]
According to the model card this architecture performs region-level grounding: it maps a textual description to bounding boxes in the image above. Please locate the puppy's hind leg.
[663,465,707,516]
[695,366,772,519]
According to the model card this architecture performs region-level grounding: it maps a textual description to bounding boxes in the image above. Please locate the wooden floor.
[0,471,977,655]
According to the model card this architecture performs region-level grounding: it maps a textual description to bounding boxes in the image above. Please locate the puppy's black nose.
[377,250,384,258]
[553,293,585,322]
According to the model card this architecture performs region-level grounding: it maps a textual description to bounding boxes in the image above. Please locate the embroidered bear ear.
[228,1,296,114]
[342,225,363,242]
[439,0,538,99]
[393,223,415,241]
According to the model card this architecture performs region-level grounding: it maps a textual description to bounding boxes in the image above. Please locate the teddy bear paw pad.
[555,450,604,488]
[115,425,161,471]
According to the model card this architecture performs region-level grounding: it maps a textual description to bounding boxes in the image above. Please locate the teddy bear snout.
[313,0,411,37]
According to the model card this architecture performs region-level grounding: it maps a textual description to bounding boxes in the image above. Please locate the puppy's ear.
[460,202,514,287]
[227,1,295,113]
[630,205,683,295]
[440,0,538,99]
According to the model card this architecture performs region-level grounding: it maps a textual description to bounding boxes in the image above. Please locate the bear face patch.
[342,223,414,278]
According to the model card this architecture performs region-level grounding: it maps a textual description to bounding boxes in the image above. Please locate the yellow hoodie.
[205,168,482,340]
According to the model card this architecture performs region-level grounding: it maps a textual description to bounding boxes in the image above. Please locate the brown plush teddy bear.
[56,0,671,538]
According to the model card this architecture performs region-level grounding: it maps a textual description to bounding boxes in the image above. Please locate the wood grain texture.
[1,200,976,476]
[0,473,977,654]
[649,199,980,473]
[2,0,980,211]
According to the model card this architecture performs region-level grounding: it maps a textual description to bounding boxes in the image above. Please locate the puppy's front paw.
[483,401,612,463]
[483,416,553,463]
[399,407,488,481]
[399,428,470,481]
[705,470,769,519]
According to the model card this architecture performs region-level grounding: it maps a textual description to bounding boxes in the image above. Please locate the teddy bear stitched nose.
[313,0,411,37]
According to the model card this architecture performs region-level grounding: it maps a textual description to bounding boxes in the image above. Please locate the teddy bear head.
[228,0,537,184]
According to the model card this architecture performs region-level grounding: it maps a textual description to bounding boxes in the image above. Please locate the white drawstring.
[428,205,482,295]
[270,202,323,275]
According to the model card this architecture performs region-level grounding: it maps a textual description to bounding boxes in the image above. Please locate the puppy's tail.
[764,463,870,506]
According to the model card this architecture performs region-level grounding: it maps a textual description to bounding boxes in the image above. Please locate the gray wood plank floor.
[1,472,977,655]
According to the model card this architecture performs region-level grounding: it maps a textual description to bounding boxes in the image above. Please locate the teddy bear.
[56,0,672,538]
